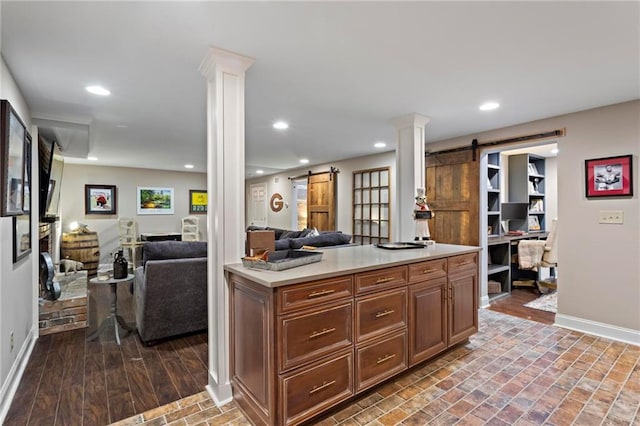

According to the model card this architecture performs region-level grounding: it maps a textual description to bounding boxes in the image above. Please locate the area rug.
[523,291,557,313]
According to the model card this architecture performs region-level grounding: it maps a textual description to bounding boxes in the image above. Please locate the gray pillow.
[288,233,352,249]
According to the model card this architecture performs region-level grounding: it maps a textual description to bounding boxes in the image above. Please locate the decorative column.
[391,113,431,242]
[199,47,254,405]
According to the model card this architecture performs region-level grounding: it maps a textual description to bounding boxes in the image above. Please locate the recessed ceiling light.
[85,85,111,96]
[115,124,128,128]
[273,121,289,130]
[374,142,386,148]
[551,148,559,154]
[87,156,98,161]
[299,158,309,164]
[479,102,499,111]
[184,164,194,169]
[256,170,264,174]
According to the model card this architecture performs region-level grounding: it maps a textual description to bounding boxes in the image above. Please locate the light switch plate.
[599,210,624,224]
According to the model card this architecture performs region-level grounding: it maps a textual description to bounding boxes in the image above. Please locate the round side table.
[88,274,135,345]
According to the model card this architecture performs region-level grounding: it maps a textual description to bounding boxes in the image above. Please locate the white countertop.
[224,243,480,288]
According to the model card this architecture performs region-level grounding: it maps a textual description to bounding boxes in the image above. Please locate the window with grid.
[352,167,390,245]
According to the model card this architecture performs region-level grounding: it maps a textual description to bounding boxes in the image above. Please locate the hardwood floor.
[5,284,554,425]
[5,279,208,425]
[488,287,556,325]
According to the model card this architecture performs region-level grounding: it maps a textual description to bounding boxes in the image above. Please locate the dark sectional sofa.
[246,226,353,250]
[134,240,208,345]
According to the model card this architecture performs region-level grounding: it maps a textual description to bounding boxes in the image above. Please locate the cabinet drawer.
[448,252,478,276]
[277,275,353,314]
[279,302,353,372]
[355,288,406,343]
[280,349,353,425]
[408,258,447,283]
[354,266,407,295]
[355,330,407,393]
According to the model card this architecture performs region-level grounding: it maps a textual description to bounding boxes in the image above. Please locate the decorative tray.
[375,242,426,250]
[242,249,323,271]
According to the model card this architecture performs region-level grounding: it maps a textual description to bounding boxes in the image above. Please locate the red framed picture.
[585,155,633,198]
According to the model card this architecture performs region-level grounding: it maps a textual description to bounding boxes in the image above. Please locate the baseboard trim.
[479,295,490,309]
[206,372,233,407]
[555,314,640,346]
[0,327,38,424]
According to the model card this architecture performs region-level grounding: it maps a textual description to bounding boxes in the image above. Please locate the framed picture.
[23,133,31,214]
[137,187,174,215]
[85,184,117,215]
[13,214,31,263]
[585,155,633,198]
[1,100,26,216]
[189,189,207,214]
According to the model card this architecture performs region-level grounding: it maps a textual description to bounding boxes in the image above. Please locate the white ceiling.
[2,2,638,176]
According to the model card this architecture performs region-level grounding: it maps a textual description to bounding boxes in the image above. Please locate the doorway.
[291,178,307,230]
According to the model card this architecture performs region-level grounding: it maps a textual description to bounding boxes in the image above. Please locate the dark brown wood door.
[307,171,336,231]
[425,150,479,246]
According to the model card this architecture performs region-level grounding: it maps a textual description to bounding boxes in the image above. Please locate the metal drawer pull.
[309,327,336,339]
[456,261,473,267]
[375,309,395,318]
[422,268,438,274]
[308,289,335,298]
[376,354,396,364]
[375,277,394,284]
[309,380,336,395]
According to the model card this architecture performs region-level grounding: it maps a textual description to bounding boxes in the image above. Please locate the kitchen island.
[225,243,480,425]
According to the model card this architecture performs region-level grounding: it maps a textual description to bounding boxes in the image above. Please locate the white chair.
[517,218,558,292]
[181,216,200,241]
[118,217,143,268]
[537,218,558,291]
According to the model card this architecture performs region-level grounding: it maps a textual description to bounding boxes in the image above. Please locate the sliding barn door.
[425,150,479,246]
[307,171,337,231]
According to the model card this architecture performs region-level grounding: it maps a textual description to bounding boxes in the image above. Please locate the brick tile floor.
[111,309,640,425]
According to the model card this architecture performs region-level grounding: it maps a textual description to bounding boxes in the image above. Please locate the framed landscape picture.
[1,100,26,216]
[13,214,30,263]
[189,189,207,214]
[85,184,117,215]
[137,187,174,215]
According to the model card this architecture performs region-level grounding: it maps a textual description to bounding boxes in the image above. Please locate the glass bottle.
[113,249,128,279]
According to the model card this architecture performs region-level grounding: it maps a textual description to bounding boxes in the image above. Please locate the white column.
[199,47,254,405]
[391,113,431,242]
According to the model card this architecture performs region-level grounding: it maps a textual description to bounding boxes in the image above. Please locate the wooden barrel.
[61,231,100,277]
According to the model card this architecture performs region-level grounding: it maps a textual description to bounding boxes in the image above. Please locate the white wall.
[245,151,396,234]
[0,56,37,421]
[59,164,206,263]
[428,100,640,339]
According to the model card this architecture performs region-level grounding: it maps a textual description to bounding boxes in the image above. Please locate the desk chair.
[181,216,200,241]
[517,218,558,292]
[118,217,143,268]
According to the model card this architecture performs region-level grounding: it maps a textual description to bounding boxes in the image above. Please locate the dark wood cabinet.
[408,277,448,366]
[229,250,478,425]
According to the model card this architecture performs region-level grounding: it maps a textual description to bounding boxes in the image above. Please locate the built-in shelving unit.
[487,153,501,238]
[508,153,546,233]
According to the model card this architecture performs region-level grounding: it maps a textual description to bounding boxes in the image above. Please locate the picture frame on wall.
[189,189,207,214]
[23,133,31,214]
[85,184,117,215]
[137,187,174,215]
[585,155,633,198]
[13,214,31,263]
[1,100,26,216]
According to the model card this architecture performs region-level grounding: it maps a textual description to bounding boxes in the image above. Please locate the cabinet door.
[408,277,447,366]
[448,270,478,346]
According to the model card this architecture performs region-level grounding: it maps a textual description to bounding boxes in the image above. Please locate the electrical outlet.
[10,331,14,352]
[599,210,624,224]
